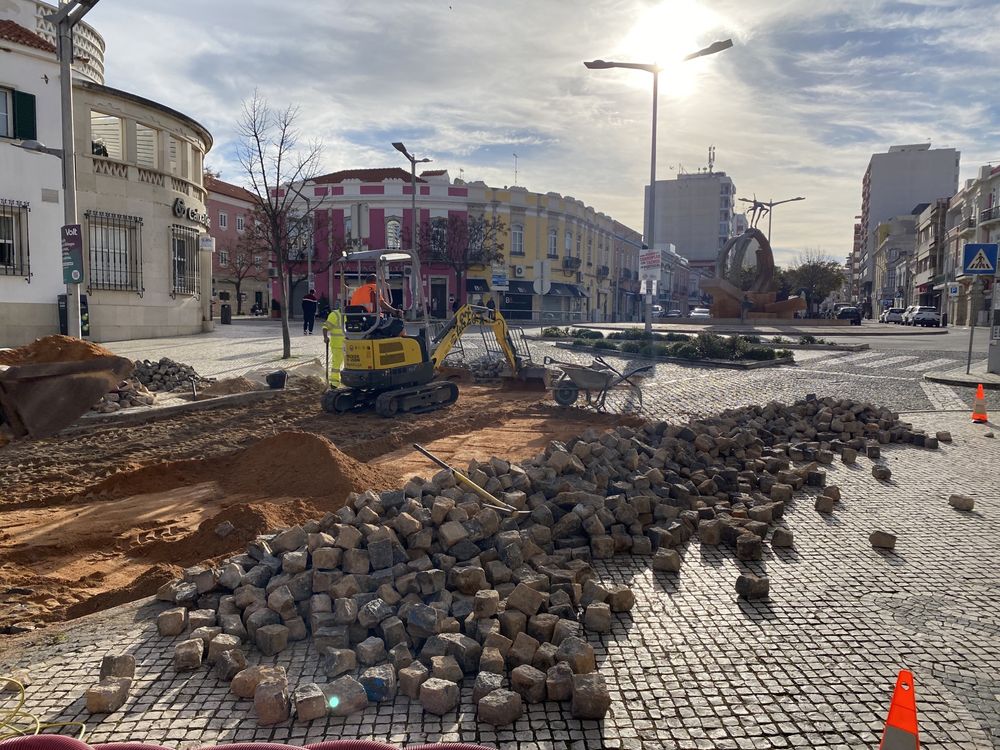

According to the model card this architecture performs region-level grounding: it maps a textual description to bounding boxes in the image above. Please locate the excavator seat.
[344,305,378,335]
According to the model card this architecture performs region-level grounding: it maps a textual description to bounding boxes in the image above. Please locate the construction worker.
[350,274,400,316]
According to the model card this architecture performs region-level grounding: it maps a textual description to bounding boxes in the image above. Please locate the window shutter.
[12,91,37,141]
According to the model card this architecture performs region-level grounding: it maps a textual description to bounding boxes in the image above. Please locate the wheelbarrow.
[543,355,652,413]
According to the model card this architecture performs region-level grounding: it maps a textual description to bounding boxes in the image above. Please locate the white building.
[859,144,960,309]
[0,1,214,346]
[643,170,736,275]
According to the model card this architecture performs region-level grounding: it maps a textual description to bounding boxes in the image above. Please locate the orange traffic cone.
[880,669,919,750]
[972,384,988,423]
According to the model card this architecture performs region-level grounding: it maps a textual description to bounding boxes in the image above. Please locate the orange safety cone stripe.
[880,669,919,750]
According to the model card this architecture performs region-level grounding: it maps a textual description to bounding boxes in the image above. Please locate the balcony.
[562,256,581,270]
[981,205,1000,226]
[959,216,977,236]
[596,265,609,278]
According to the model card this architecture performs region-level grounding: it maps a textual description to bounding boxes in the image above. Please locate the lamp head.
[583,60,612,69]
[392,142,410,158]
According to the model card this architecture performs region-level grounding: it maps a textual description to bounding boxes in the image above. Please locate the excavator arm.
[430,304,522,374]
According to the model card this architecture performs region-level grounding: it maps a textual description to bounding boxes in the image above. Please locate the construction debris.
[151,394,932,727]
[133,357,212,392]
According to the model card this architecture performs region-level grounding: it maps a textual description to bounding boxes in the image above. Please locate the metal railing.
[86,210,143,292]
[0,198,31,280]
[980,205,1000,224]
[562,256,582,269]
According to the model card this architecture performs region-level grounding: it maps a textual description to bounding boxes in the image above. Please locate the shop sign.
[172,198,211,228]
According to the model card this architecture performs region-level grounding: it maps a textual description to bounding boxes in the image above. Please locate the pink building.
[205,175,268,315]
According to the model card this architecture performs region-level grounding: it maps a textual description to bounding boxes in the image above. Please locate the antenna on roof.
[708,145,715,173]
[513,153,518,186]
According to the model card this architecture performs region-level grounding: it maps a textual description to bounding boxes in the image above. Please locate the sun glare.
[616,0,727,97]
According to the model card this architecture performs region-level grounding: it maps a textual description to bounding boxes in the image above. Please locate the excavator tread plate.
[375,381,459,417]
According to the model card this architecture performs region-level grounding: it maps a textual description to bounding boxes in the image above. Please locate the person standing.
[301,289,318,334]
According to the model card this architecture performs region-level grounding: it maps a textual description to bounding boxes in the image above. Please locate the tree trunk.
[234,280,243,315]
[276,261,291,359]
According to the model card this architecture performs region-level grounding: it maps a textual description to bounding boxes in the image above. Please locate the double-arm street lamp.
[585,38,733,332]
[739,195,805,244]
[392,141,431,319]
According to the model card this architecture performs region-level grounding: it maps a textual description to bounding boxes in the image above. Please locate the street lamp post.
[585,38,733,333]
[46,0,101,339]
[392,142,431,320]
[739,196,805,244]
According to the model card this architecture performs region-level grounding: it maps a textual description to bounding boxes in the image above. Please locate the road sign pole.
[967,277,980,375]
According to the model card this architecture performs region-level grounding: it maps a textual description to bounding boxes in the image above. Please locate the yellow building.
[471,185,642,323]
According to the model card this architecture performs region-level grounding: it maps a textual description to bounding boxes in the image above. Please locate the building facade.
[272,169,643,324]
[940,164,1000,326]
[2,0,105,83]
[912,199,949,311]
[858,144,960,308]
[0,0,214,346]
[644,170,737,274]
[206,175,268,315]
[872,212,919,311]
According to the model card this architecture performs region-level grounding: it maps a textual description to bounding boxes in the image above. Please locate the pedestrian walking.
[301,289,318,334]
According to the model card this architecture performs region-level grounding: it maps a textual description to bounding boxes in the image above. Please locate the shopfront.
[500,280,533,320]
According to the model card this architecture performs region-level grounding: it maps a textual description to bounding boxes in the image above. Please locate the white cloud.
[84,0,1000,266]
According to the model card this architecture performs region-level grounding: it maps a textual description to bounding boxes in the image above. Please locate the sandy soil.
[0,382,629,632]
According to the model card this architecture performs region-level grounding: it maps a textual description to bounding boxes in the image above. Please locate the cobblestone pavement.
[2,414,998,749]
[100,321,1000,416]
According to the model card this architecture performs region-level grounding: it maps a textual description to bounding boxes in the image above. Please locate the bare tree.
[407,213,506,306]
[236,91,325,358]
[787,248,846,315]
[216,212,268,315]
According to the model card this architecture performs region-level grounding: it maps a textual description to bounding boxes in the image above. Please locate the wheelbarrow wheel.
[554,383,579,407]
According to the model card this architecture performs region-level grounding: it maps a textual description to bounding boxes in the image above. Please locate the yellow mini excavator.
[321,249,546,418]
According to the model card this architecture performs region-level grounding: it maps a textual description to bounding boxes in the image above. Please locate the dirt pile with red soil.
[0,335,116,366]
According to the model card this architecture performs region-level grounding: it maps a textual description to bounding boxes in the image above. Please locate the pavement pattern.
[2,421,997,749]
[2,324,999,749]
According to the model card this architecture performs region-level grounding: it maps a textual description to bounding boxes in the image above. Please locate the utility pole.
[47,0,101,338]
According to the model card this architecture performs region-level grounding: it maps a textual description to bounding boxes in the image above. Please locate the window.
[219,250,229,266]
[253,255,262,268]
[587,235,593,263]
[86,211,143,291]
[168,136,179,174]
[218,291,231,301]
[219,212,228,229]
[0,89,10,138]
[386,218,401,250]
[135,124,158,168]
[236,215,245,232]
[0,199,30,278]
[576,233,581,258]
[170,225,200,295]
[548,229,558,258]
[90,111,123,160]
[1,88,36,140]
[564,230,572,255]
[511,223,524,256]
[430,218,448,259]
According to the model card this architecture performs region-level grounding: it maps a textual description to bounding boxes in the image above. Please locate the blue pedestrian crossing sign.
[962,243,998,275]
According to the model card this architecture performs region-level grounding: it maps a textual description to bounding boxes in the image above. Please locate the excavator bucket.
[501,363,551,392]
[0,355,134,440]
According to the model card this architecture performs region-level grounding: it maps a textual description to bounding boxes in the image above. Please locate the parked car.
[900,305,919,325]
[836,306,862,325]
[880,307,905,324]
[689,307,711,319]
[911,306,942,327]
[657,308,682,319]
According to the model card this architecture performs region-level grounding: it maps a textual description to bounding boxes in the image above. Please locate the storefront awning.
[466,278,490,293]
[506,280,534,295]
[546,283,586,297]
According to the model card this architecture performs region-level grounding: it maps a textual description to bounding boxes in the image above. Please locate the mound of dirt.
[0,335,115,366]
[82,431,394,505]
[199,376,263,397]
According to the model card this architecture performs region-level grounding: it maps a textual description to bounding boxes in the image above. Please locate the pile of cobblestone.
[133,357,211,392]
[151,394,940,727]
[90,378,155,414]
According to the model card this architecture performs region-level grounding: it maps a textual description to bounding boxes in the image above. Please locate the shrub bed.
[557,331,794,364]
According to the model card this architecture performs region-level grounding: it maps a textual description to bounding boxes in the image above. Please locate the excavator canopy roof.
[339,249,414,264]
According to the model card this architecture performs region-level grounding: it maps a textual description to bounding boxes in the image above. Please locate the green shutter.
[12,91,37,141]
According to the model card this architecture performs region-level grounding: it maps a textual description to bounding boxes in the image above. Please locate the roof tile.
[0,20,56,53]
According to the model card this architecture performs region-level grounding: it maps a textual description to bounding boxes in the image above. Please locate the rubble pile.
[133,357,212,392]
[91,378,156,413]
[152,395,939,726]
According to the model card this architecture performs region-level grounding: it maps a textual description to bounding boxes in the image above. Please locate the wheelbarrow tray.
[557,364,617,391]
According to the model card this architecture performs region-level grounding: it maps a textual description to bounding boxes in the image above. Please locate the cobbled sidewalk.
[2,414,998,749]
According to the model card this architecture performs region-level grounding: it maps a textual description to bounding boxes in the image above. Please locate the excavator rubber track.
[374,380,459,417]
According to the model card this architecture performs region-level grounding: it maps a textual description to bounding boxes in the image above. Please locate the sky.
[85,0,1000,266]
